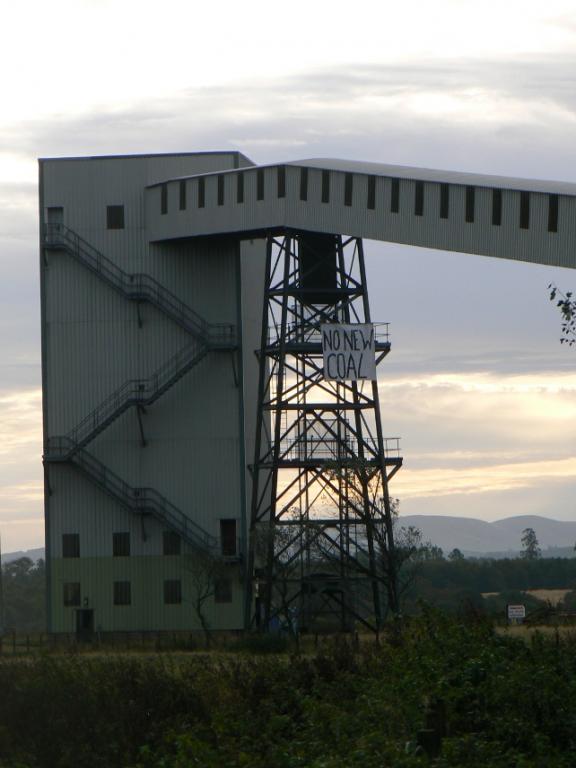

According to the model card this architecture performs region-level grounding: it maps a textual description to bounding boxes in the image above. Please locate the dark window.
[257,169,265,200]
[300,167,308,201]
[220,519,237,557]
[520,191,530,229]
[63,582,80,607]
[163,531,181,556]
[440,184,449,219]
[277,166,286,198]
[321,170,330,203]
[465,186,475,223]
[217,175,225,206]
[62,533,79,558]
[492,188,502,226]
[198,177,205,208]
[179,181,186,211]
[113,532,130,557]
[391,178,400,213]
[237,173,244,203]
[367,176,376,210]
[548,194,559,233]
[164,580,182,605]
[414,181,424,216]
[113,581,131,606]
[215,578,232,603]
[344,173,353,206]
[106,205,124,230]
[160,184,168,215]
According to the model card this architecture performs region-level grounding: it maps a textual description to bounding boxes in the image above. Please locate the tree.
[549,284,576,346]
[183,550,226,647]
[2,557,46,632]
[448,548,465,561]
[521,527,541,560]
[323,458,401,622]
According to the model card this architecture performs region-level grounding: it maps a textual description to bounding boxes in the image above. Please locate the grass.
[1,611,576,766]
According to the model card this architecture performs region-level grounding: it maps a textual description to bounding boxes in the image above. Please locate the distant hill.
[397,515,576,558]
[2,547,45,565]
[2,515,576,563]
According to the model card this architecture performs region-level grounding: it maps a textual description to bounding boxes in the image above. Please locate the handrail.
[46,438,217,552]
[43,223,237,345]
[266,322,390,346]
[279,436,402,461]
[57,340,209,452]
[42,222,237,453]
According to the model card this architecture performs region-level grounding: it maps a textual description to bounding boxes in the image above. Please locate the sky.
[2,0,576,550]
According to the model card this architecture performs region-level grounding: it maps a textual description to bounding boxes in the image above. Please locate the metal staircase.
[43,223,220,339]
[48,438,217,552]
[43,223,235,553]
[45,340,211,458]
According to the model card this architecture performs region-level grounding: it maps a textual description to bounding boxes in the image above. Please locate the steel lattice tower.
[247,231,402,632]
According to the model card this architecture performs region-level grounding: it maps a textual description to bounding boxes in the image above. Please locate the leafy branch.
[549,283,576,346]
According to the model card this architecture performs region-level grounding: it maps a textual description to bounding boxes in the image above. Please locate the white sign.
[321,324,376,381]
[507,604,526,620]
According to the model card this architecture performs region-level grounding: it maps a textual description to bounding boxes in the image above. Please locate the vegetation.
[549,284,576,346]
[520,527,540,560]
[1,557,45,633]
[2,611,576,766]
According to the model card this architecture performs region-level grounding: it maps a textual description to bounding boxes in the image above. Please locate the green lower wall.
[50,555,244,633]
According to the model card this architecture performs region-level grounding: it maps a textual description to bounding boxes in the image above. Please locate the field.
[2,612,576,768]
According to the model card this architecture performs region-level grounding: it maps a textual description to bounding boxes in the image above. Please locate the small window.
[391,178,400,213]
[440,184,449,219]
[113,532,130,557]
[107,205,124,230]
[220,519,237,557]
[163,531,181,556]
[217,175,225,206]
[257,169,265,200]
[300,167,308,201]
[179,181,186,211]
[344,173,353,206]
[321,170,330,203]
[62,533,80,558]
[237,173,244,204]
[113,581,131,606]
[367,176,376,210]
[63,582,80,607]
[492,189,502,226]
[277,166,286,199]
[215,578,232,604]
[198,178,205,208]
[164,579,182,605]
[520,191,530,229]
[548,194,559,233]
[465,186,475,223]
[414,181,424,216]
[160,184,168,215]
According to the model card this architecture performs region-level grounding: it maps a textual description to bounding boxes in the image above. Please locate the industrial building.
[39,152,576,636]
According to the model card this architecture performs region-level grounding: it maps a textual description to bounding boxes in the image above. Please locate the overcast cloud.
[1,2,576,548]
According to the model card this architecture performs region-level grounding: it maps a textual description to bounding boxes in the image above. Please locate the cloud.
[2,54,576,181]
[394,456,576,500]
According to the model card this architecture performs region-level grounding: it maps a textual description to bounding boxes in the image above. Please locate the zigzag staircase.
[43,223,217,339]
[43,224,236,552]
[48,438,217,552]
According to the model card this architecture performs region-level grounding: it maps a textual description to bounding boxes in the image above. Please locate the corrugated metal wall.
[145,164,576,269]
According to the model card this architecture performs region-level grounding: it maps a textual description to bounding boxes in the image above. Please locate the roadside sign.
[507,604,526,621]
[321,324,376,381]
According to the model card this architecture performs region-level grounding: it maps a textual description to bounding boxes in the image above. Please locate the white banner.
[321,324,376,381]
